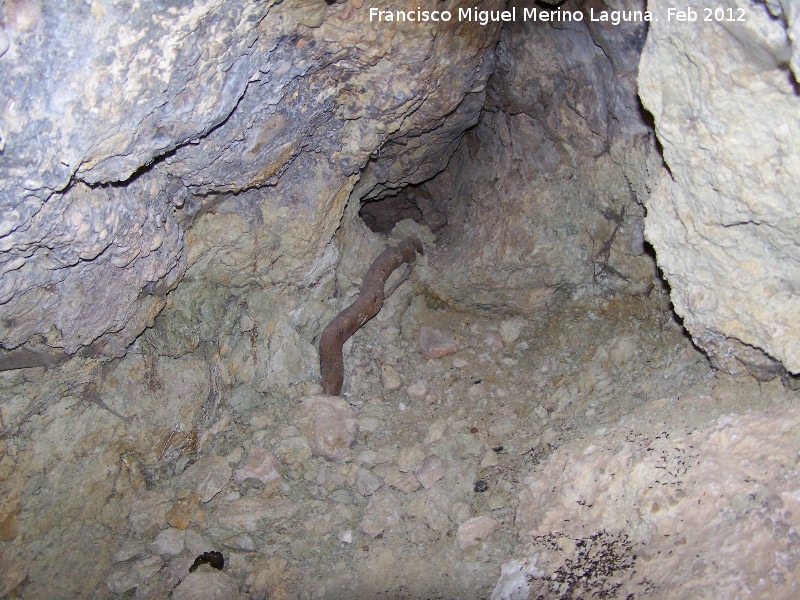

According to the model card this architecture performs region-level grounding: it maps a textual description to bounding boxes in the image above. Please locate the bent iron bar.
[319,237,423,396]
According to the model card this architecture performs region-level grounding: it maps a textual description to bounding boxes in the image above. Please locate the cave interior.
[1,0,800,598]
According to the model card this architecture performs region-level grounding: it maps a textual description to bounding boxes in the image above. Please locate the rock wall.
[0,0,503,361]
[639,0,800,376]
[414,0,663,314]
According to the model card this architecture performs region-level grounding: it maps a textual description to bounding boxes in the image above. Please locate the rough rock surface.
[294,395,358,462]
[493,398,800,599]
[639,0,800,375]
[0,0,503,358]
[417,0,661,313]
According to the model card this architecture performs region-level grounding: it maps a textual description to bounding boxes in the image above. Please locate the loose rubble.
[3,280,798,599]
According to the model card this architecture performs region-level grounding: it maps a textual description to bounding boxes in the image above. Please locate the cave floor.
[4,289,799,599]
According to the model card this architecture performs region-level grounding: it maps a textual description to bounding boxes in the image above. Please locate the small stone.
[424,420,447,445]
[384,469,421,494]
[166,493,201,530]
[234,447,282,487]
[405,379,428,400]
[381,365,402,391]
[171,568,245,600]
[499,318,526,344]
[149,527,186,556]
[415,455,445,489]
[339,529,353,544]
[358,416,381,433]
[398,446,426,472]
[225,532,256,551]
[417,326,459,359]
[294,395,358,462]
[483,332,505,351]
[106,555,164,594]
[456,516,500,550]
[355,468,384,496]
[179,456,233,503]
[452,357,469,368]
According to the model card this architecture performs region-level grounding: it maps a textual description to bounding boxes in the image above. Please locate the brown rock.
[165,493,201,530]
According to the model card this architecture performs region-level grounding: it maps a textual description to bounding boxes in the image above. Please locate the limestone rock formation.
[0,0,503,359]
[414,0,661,314]
[639,0,800,375]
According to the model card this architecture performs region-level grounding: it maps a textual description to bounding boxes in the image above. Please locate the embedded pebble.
[113,540,147,563]
[294,395,358,462]
[225,532,256,552]
[453,357,469,368]
[483,332,505,351]
[405,379,428,400]
[171,568,245,600]
[179,455,233,503]
[233,447,282,486]
[415,454,446,489]
[381,365,402,391]
[499,318,526,344]
[339,529,353,543]
[456,516,500,550]
[358,416,381,433]
[417,326,459,359]
[398,446,426,472]
[384,468,422,494]
[149,527,186,556]
[106,555,164,594]
[355,468,384,496]
[166,493,201,530]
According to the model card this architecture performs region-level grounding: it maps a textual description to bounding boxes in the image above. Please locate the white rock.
[355,468,385,496]
[294,395,357,462]
[179,455,233,503]
[415,455,446,489]
[483,331,505,351]
[499,318,526,344]
[381,365,402,391]
[148,527,186,556]
[457,516,500,550]
[405,379,428,400]
[225,532,256,551]
[233,447,281,486]
[398,446,426,472]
